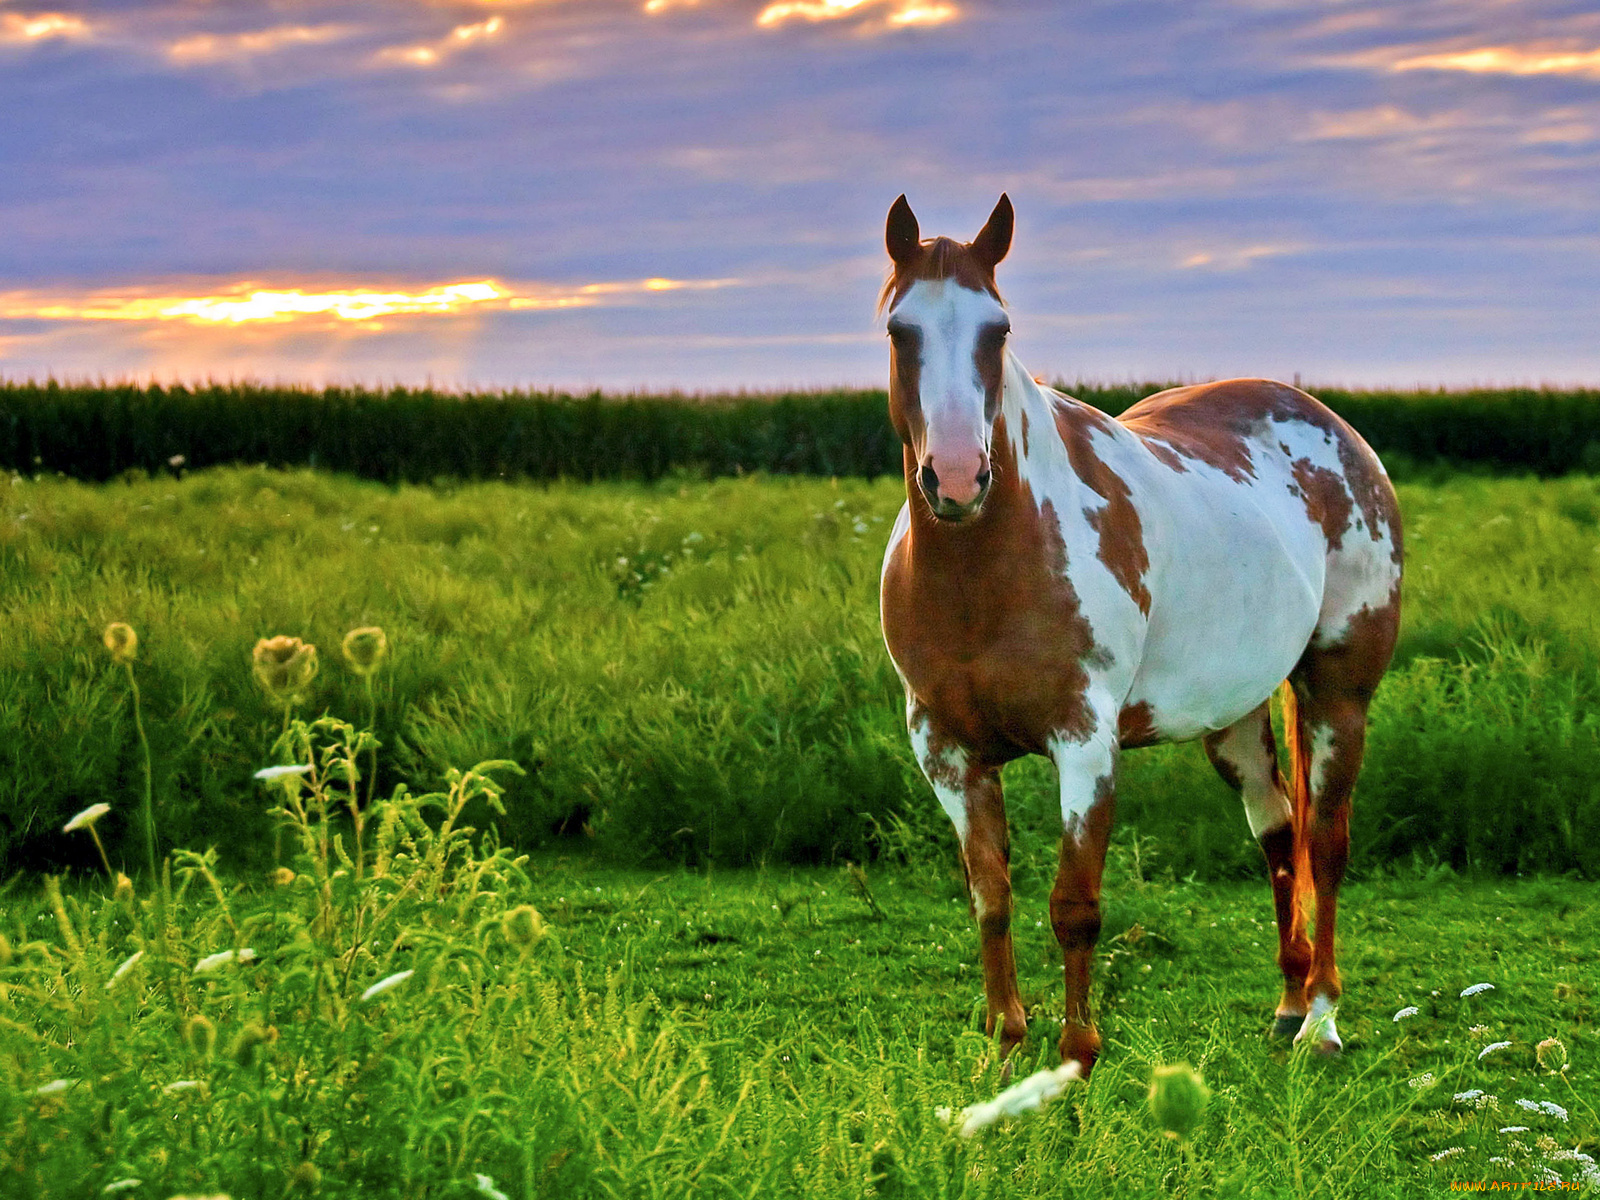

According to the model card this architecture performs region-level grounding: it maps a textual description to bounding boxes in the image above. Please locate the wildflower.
[1536,1037,1568,1073]
[183,1015,217,1057]
[193,948,256,975]
[1408,1073,1436,1089]
[952,1061,1083,1137]
[1469,1024,1491,1038]
[168,454,185,469]
[1460,982,1495,998]
[163,1080,203,1094]
[113,872,134,903]
[1539,1101,1569,1121]
[270,867,296,887]
[474,1176,509,1200]
[101,1181,143,1195]
[1429,1147,1465,1162]
[341,627,388,677]
[288,1163,320,1190]
[502,904,546,946]
[1149,1062,1211,1141]
[105,949,144,989]
[62,803,112,834]
[253,764,312,782]
[102,623,137,663]
[1478,1040,1513,1060]
[1474,1095,1500,1111]
[360,969,414,1003]
[1454,1089,1486,1103]
[1393,1005,1420,1022]
[33,1079,79,1097]
[252,636,318,699]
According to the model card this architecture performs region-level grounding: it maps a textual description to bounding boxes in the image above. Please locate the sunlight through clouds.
[166,24,356,65]
[0,11,90,43]
[0,277,743,327]
[377,15,504,67]
[1390,45,1600,81]
[755,0,958,29]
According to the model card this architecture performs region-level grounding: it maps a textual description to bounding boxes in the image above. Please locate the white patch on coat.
[1050,700,1118,841]
[1308,723,1337,800]
[1295,993,1342,1051]
[908,706,970,842]
[1207,711,1293,838]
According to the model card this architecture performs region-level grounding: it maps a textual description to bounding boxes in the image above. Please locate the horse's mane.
[877,237,1002,315]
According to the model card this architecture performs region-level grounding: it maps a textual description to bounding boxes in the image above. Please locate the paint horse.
[878,194,1402,1075]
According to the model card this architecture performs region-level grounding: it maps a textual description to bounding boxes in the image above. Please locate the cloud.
[0,11,90,44]
[0,275,743,328]
[375,15,505,67]
[1391,44,1600,80]
[166,24,357,66]
[754,0,958,31]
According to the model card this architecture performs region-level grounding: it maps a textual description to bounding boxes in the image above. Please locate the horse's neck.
[996,349,1088,506]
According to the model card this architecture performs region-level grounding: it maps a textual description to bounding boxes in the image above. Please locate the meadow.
[1,464,1598,1196]
[2,465,1599,878]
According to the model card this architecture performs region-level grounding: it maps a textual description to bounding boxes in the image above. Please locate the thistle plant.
[1149,1062,1211,1142]
[253,635,319,734]
[341,626,389,805]
[103,623,157,881]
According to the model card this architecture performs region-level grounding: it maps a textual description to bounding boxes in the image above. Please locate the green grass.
[2,779,1595,1197]
[3,466,1600,878]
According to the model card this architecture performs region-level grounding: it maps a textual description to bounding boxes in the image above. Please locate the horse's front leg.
[910,715,1026,1057]
[1049,724,1118,1076]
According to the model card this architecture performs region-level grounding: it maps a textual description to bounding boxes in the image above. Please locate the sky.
[1,0,1598,391]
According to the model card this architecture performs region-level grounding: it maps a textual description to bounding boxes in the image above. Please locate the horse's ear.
[886,194,921,266]
[971,193,1013,270]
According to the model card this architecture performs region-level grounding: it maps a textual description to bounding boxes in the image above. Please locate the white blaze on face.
[889,279,1008,502]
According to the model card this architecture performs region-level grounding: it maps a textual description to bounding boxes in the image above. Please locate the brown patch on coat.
[1117,700,1160,749]
[1290,458,1355,549]
[882,419,1101,767]
[1298,580,1403,702]
[1053,402,1153,616]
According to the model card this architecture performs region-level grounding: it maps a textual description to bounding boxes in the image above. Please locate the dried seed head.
[502,904,547,946]
[341,627,389,677]
[0,933,11,966]
[1536,1037,1569,1073]
[1149,1062,1210,1141]
[184,1015,217,1058]
[271,867,296,887]
[252,636,319,699]
[113,873,134,903]
[229,1022,277,1067]
[102,623,138,663]
[288,1162,320,1190]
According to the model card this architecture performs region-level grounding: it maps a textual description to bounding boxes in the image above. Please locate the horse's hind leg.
[1202,700,1312,1037]
[1288,595,1399,1054]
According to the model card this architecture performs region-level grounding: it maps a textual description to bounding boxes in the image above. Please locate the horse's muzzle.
[919,463,992,522]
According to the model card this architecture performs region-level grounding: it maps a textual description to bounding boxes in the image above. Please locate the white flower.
[1539,1101,1569,1121]
[105,950,144,990]
[1393,1005,1420,1022]
[934,1106,954,1125]
[1429,1147,1465,1161]
[101,1182,143,1196]
[1477,1040,1512,1060]
[253,764,312,782]
[163,1080,202,1094]
[474,1175,509,1200]
[950,1061,1083,1137]
[33,1079,79,1097]
[1453,1089,1485,1103]
[1460,983,1495,998]
[193,948,256,975]
[1408,1073,1436,1089]
[63,803,112,833]
[1500,1125,1531,1133]
[360,969,414,1003]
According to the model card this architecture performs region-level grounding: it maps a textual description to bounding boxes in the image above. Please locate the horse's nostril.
[976,469,992,490]
[918,463,940,499]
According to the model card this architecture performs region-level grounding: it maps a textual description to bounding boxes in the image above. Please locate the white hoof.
[1294,995,1342,1054]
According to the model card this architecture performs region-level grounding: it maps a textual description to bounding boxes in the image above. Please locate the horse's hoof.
[1270,1014,1304,1040]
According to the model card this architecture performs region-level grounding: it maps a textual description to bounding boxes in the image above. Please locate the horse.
[877,194,1402,1076]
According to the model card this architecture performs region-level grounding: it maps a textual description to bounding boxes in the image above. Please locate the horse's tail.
[1278,681,1314,918]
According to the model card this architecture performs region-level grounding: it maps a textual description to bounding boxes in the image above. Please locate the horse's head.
[881,193,1013,523]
